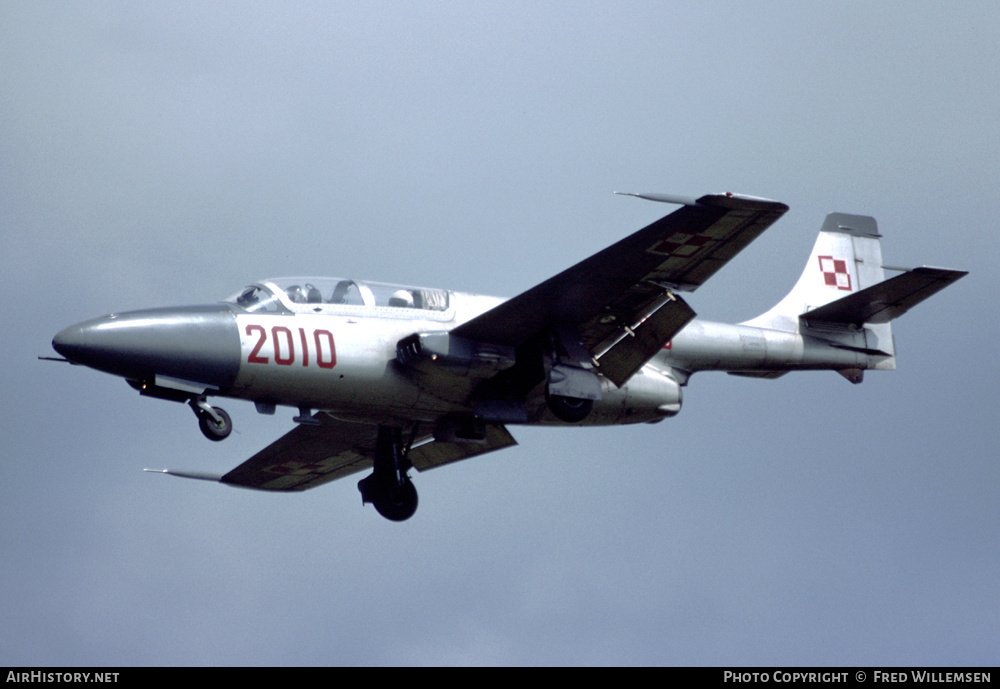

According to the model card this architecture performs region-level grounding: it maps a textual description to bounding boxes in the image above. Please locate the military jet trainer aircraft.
[50,193,966,520]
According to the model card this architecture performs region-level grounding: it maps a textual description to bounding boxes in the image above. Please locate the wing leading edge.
[452,193,788,385]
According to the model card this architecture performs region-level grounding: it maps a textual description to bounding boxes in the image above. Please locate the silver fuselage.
[52,280,885,429]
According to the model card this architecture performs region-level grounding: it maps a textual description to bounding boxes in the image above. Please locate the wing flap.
[593,294,697,387]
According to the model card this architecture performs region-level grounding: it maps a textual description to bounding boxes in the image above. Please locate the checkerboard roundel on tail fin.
[744,213,886,333]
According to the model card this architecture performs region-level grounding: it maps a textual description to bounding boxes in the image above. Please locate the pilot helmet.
[388,289,414,308]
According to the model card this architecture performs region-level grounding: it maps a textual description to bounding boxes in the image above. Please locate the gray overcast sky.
[2,1,997,666]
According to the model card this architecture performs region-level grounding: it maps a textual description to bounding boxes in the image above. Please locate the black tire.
[546,393,593,423]
[373,480,418,522]
[198,407,232,442]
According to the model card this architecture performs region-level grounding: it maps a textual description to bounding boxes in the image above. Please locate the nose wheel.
[190,397,233,441]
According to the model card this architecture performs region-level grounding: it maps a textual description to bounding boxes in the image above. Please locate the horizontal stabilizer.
[802,267,967,327]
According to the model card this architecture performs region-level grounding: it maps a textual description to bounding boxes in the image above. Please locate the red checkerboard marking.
[648,232,712,258]
[818,255,852,291]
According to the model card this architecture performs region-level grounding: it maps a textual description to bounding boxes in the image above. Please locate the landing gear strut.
[358,426,419,521]
[189,396,232,442]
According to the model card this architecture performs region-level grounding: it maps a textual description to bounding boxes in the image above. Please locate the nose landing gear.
[189,396,233,441]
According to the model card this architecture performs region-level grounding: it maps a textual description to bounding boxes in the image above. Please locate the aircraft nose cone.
[53,319,122,367]
[52,323,89,361]
[52,306,241,388]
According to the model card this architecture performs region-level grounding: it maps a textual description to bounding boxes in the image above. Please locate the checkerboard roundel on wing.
[647,231,713,258]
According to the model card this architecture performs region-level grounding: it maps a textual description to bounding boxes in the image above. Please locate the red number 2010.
[246,325,336,368]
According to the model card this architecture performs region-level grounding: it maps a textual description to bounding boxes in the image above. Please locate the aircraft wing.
[451,193,788,385]
[217,414,516,492]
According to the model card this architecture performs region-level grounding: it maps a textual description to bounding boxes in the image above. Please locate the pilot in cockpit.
[285,285,307,303]
[388,289,415,308]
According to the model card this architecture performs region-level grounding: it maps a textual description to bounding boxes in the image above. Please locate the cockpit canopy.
[226,277,451,318]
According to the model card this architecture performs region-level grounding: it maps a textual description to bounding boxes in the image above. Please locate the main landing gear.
[189,396,232,442]
[358,426,419,522]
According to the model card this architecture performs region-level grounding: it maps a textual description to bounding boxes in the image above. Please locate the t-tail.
[659,212,967,384]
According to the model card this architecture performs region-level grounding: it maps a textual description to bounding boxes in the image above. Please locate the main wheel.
[372,480,418,522]
[198,406,232,441]
[546,393,593,423]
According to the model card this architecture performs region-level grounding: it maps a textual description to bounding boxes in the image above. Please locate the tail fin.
[744,212,967,380]
[745,213,887,332]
